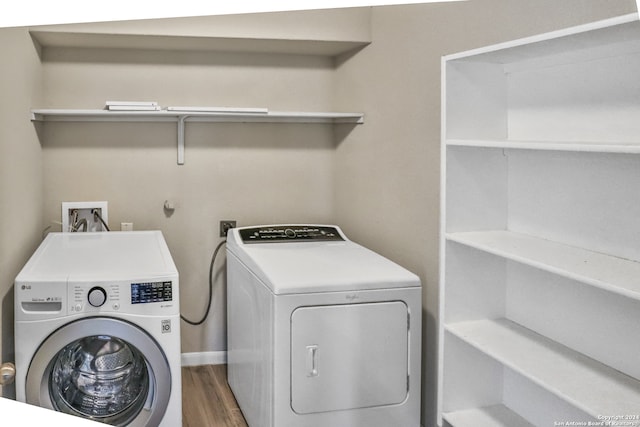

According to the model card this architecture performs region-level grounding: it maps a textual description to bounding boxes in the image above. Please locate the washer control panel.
[131,281,173,304]
[239,225,344,243]
[72,283,121,313]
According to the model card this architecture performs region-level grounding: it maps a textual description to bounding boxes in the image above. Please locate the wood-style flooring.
[182,365,248,427]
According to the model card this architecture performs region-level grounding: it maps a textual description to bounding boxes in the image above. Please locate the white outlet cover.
[61,201,108,232]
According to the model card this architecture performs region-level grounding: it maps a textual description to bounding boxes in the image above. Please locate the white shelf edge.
[442,13,639,63]
[30,109,365,124]
[30,108,364,165]
[443,404,534,427]
[446,230,640,302]
[446,139,640,154]
[445,318,640,420]
[29,30,371,57]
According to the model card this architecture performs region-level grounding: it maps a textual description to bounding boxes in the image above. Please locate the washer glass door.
[50,335,148,424]
[26,317,171,427]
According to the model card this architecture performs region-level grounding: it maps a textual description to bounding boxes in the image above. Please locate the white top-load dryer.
[14,231,181,427]
[226,225,421,427]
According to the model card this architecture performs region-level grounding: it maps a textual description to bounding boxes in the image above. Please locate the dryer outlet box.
[219,220,237,237]
[62,201,108,232]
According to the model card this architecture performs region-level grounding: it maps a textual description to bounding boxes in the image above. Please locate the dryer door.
[26,317,171,427]
[291,301,409,414]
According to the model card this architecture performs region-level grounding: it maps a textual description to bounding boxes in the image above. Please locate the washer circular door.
[26,317,171,426]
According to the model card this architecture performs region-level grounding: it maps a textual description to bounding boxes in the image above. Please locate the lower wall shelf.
[443,404,534,427]
[445,318,640,420]
[30,108,365,165]
[30,109,365,124]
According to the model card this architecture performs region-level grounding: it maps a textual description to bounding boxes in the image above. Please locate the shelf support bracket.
[177,115,188,165]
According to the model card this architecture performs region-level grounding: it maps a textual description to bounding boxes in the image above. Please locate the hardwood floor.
[182,365,248,427]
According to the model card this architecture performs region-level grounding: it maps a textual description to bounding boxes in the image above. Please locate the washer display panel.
[26,317,171,427]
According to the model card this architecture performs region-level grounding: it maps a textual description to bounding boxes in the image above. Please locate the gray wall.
[40,50,339,354]
[33,7,371,355]
[332,1,636,426]
[0,27,43,397]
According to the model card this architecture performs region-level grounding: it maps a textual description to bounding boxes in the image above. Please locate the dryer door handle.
[306,345,319,377]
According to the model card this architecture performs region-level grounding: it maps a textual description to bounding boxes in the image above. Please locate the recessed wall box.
[61,201,109,232]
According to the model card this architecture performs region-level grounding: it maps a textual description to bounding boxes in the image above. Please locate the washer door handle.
[306,345,319,377]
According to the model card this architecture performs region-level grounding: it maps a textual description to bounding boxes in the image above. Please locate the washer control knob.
[88,287,107,307]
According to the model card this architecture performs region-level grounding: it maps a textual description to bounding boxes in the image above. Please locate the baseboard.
[181,351,227,366]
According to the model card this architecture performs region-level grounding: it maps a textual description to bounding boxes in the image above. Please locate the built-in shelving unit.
[30,109,364,164]
[439,13,640,427]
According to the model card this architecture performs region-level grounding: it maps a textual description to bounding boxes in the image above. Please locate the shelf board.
[30,30,370,57]
[30,108,364,165]
[30,109,365,124]
[443,404,534,427]
[444,13,640,67]
[445,318,640,419]
[446,230,640,302]
[446,139,640,154]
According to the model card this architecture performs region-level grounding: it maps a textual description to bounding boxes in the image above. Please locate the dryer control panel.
[239,225,344,243]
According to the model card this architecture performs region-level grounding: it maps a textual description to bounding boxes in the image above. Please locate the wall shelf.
[446,319,640,420]
[446,230,640,302]
[443,404,534,427]
[30,31,370,57]
[446,139,640,154]
[30,109,364,165]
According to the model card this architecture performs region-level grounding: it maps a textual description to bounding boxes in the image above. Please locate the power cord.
[180,239,226,326]
[92,209,110,231]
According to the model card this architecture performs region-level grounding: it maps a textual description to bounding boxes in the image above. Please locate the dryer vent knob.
[88,287,107,307]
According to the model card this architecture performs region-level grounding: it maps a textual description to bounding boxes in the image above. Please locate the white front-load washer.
[226,225,422,427]
[14,231,181,427]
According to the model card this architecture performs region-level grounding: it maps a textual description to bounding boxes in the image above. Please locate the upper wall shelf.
[30,108,365,165]
[445,13,640,67]
[444,13,640,144]
[29,30,370,57]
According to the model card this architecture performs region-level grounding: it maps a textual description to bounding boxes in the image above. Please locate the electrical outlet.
[62,201,109,232]
[219,220,237,237]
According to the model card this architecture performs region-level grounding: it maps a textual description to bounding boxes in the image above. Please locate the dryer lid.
[228,231,420,295]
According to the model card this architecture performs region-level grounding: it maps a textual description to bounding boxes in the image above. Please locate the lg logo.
[161,319,171,334]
